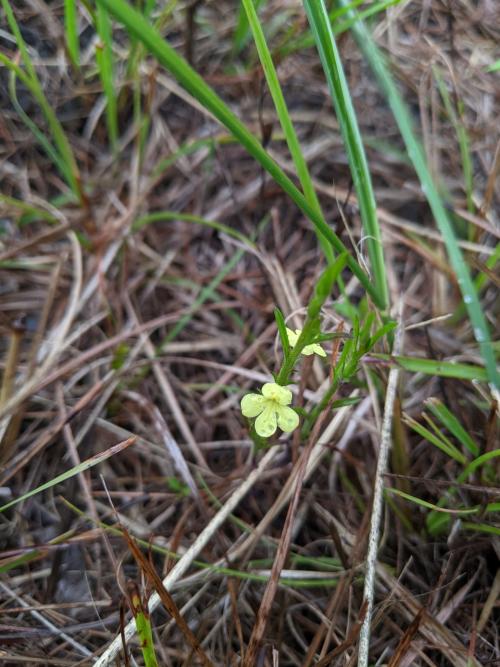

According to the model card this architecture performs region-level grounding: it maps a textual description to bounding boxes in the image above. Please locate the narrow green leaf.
[403,414,467,465]
[0,437,135,512]
[95,3,118,149]
[330,396,361,409]
[367,319,397,349]
[307,253,349,320]
[64,0,80,68]
[0,195,58,223]
[274,307,291,360]
[433,67,473,213]
[486,59,500,73]
[8,71,67,178]
[159,239,250,348]
[461,522,500,536]
[372,354,488,382]
[387,488,499,516]
[425,397,479,457]
[458,450,500,483]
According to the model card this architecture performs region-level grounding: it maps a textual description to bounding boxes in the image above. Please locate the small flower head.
[240,382,299,438]
[286,328,326,357]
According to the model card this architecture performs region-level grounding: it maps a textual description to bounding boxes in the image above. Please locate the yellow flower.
[240,382,299,438]
[286,328,326,357]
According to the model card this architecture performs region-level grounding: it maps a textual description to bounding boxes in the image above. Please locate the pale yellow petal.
[302,342,327,357]
[286,327,299,347]
[277,405,299,433]
[240,393,265,418]
[313,343,327,357]
[255,405,277,438]
[262,382,292,405]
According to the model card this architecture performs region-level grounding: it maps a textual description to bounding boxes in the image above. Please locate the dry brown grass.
[0,1,499,665]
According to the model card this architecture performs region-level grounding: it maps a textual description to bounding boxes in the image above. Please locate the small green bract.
[240,382,299,438]
[286,327,326,357]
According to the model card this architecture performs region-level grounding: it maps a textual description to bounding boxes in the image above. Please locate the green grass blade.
[160,244,246,348]
[372,354,488,382]
[336,0,499,390]
[0,0,36,79]
[64,0,80,68]
[0,195,58,223]
[242,0,334,264]
[274,307,291,360]
[461,523,500,536]
[0,4,82,202]
[7,69,69,183]
[433,67,474,214]
[458,450,500,484]
[95,0,383,307]
[424,397,479,457]
[281,1,401,65]
[151,137,217,179]
[65,498,344,588]
[387,489,499,516]
[132,211,255,247]
[403,414,467,464]
[95,3,119,150]
[0,437,135,513]
[303,0,389,309]
[233,0,266,55]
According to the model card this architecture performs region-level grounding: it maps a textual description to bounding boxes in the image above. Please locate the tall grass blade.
[242,0,334,264]
[433,67,474,214]
[336,0,499,390]
[64,0,80,68]
[303,0,389,310]
[95,0,383,307]
[95,3,119,150]
[233,0,265,55]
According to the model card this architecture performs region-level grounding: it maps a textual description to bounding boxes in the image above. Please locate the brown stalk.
[386,608,424,667]
[121,526,215,667]
[0,325,23,465]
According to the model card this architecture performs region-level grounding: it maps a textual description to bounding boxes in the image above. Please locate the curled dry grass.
[0,1,499,665]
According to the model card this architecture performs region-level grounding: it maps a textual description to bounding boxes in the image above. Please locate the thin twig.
[0,581,93,658]
[357,301,404,667]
